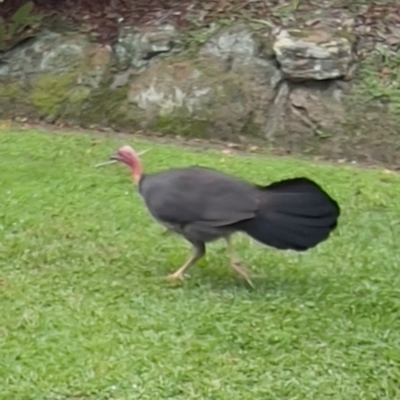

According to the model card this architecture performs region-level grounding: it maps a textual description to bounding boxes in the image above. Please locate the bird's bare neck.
[126,157,142,184]
[132,168,142,184]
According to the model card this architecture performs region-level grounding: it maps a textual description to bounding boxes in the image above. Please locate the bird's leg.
[225,236,254,288]
[166,242,205,282]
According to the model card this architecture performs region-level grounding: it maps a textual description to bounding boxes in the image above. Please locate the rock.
[0,31,86,78]
[199,26,282,85]
[0,30,111,88]
[0,30,113,121]
[114,25,182,70]
[0,25,351,144]
[83,44,113,88]
[125,40,282,139]
[287,82,346,133]
[128,61,213,117]
[199,25,259,67]
[273,28,357,81]
[197,26,283,138]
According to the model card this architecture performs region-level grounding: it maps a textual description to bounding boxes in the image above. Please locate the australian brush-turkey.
[101,145,340,287]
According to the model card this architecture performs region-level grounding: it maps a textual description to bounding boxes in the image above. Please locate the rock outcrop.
[0,22,398,164]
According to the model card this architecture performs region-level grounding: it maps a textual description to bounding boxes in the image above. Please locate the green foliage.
[0,1,42,52]
[356,46,400,115]
[1,129,400,399]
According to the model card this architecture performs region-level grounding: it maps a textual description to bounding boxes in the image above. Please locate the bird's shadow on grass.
[182,266,336,299]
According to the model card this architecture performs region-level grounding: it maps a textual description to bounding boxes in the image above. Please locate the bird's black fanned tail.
[239,177,341,251]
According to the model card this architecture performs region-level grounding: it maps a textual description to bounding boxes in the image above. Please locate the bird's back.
[138,166,258,230]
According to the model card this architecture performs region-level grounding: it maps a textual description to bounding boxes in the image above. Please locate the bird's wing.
[139,167,258,227]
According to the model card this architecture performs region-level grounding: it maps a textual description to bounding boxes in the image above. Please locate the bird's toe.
[166,273,185,283]
[231,262,254,288]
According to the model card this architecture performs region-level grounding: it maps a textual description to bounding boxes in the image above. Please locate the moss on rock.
[1,71,137,128]
[154,114,211,138]
[29,73,79,117]
[80,86,138,128]
[0,82,24,99]
[0,82,32,117]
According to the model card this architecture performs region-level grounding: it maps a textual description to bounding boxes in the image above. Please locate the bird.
[104,145,341,287]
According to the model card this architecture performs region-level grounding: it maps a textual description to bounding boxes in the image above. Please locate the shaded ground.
[1,128,400,399]
[5,120,400,171]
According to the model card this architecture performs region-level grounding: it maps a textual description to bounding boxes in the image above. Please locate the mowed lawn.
[1,129,400,400]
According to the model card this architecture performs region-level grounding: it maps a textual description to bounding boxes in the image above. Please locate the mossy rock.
[29,73,87,118]
[154,114,211,138]
[81,86,143,128]
[0,82,24,99]
[0,82,33,117]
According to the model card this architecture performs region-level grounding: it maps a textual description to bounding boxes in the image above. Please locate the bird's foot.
[231,261,254,289]
[166,272,185,283]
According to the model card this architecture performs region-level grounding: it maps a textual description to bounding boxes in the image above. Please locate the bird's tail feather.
[239,177,340,251]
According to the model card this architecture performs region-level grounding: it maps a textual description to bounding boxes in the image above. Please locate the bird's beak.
[94,148,151,168]
[95,160,118,167]
[109,153,121,161]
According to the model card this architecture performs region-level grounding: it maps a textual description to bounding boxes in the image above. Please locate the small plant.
[356,46,400,115]
[0,1,43,52]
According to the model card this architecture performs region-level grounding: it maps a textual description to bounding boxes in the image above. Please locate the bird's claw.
[166,273,185,283]
[231,261,254,289]
[244,277,255,289]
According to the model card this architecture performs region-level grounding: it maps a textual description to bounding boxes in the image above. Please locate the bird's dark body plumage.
[138,166,340,251]
[138,167,257,243]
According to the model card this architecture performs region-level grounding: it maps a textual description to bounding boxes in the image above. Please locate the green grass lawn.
[1,129,400,400]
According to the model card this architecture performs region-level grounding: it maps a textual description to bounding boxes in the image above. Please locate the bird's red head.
[110,145,142,183]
